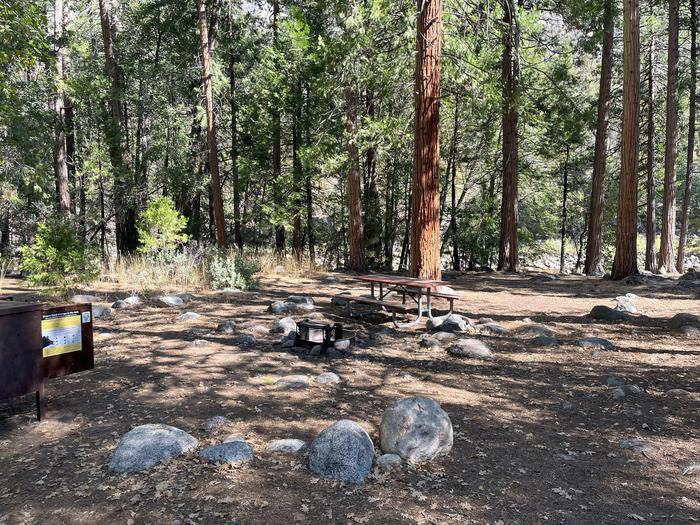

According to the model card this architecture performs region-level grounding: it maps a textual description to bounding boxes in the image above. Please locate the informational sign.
[42,310,83,358]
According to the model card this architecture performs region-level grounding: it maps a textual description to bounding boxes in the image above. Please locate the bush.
[137,196,189,254]
[20,219,99,288]
[208,251,260,290]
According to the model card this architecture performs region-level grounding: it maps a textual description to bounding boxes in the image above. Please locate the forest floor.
[0,270,699,525]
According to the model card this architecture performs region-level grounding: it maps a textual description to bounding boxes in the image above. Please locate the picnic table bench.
[332,274,459,327]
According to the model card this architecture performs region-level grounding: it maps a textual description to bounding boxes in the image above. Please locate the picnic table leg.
[395,289,424,328]
[426,289,433,320]
[371,282,375,298]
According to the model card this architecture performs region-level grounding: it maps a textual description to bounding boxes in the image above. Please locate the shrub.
[137,196,189,254]
[20,219,99,288]
[208,251,261,290]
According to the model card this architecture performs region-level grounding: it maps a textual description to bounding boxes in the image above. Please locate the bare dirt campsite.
[0,271,698,525]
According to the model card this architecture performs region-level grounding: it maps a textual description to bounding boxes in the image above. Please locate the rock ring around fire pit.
[294,319,356,353]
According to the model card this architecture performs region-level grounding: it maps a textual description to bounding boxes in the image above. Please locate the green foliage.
[137,196,189,254]
[20,219,99,288]
[207,251,261,291]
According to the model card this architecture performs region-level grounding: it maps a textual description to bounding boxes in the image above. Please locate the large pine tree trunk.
[53,0,70,216]
[584,0,613,275]
[345,87,367,272]
[659,0,680,272]
[497,0,519,272]
[645,27,657,272]
[271,0,285,256]
[229,9,243,253]
[560,145,570,274]
[410,0,443,280]
[363,90,382,267]
[292,87,303,263]
[98,0,138,254]
[677,0,697,273]
[197,0,226,248]
[612,0,640,280]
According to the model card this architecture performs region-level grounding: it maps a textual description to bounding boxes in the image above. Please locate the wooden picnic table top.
[357,274,446,289]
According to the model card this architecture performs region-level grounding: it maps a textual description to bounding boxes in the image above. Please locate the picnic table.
[332,274,459,327]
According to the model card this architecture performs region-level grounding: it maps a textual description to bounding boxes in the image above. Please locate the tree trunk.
[497,0,519,272]
[271,0,285,256]
[560,144,570,274]
[611,0,640,280]
[410,0,443,280]
[659,0,680,272]
[363,89,382,267]
[53,0,70,216]
[197,0,226,248]
[645,27,657,272]
[677,0,696,273]
[229,8,243,252]
[292,86,303,263]
[345,86,367,271]
[584,0,613,275]
[98,0,137,254]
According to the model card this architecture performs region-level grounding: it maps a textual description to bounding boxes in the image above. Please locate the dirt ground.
[0,271,698,525]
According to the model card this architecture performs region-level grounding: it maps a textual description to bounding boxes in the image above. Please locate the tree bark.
[560,144,570,274]
[497,0,519,272]
[197,0,226,248]
[229,8,243,252]
[345,86,367,272]
[677,0,696,273]
[659,0,680,272]
[53,0,70,216]
[363,89,382,267]
[611,0,640,280]
[98,0,137,254]
[410,0,443,280]
[292,85,303,263]
[271,0,285,256]
[584,0,613,275]
[645,28,657,272]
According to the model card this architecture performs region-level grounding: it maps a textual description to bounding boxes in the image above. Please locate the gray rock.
[323,275,340,284]
[71,294,100,304]
[682,463,700,475]
[310,345,322,356]
[154,295,184,308]
[287,295,314,305]
[669,313,700,330]
[111,300,128,309]
[232,334,256,346]
[308,420,374,484]
[216,319,237,333]
[334,339,351,351]
[272,316,297,336]
[477,317,495,324]
[223,434,246,443]
[178,311,201,322]
[93,306,115,320]
[620,438,651,453]
[427,313,472,333]
[280,338,295,349]
[203,416,231,434]
[666,388,692,397]
[678,325,700,337]
[199,440,253,465]
[113,296,141,309]
[589,305,633,322]
[376,453,402,472]
[476,322,508,335]
[276,375,310,389]
[433,331,457,342]
[516,324,555,338]
[189,339,211,348]
[109,424,198,473]
[380,396,453,463]
[266,439,307,454]
[576,337,614,350]
[269,301,295,314]
[331,291,352,307]
[679,270,700,281]
[316,372,341,385]
[419,334,441,349]
[614,295,637,313]
[177,292,195,303]
[625,384,643,395]
[447,338,494,359]
[530,335,559,347]
[606,376,625,387]
[611,387,626,401]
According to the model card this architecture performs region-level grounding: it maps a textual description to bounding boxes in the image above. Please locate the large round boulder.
[380,396,453,463]
[308,420,374,484]
[109,424,198,473]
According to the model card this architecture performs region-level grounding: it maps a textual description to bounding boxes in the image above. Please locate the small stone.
[589,305,633,322]
[310,345,322,356]
[447,338,494,359]
[614,295,637,313]
[334,339,351,351]
[678,325,700,337]
[476,322,508,335]
[669,313,700,330]
[269,301,295,315]
[516,324,554,338]
[232,334,256,346]
[576,337,614,350]
[376,453,402,472]
[427,313,472,333]
[109,424,198,473]
[308,420,374,484]
[607,376,625,387]
[223,434,246,443]
[199,441,253,465]
[272,316,297,336]
[177,293,195,303]
[420,335,441,349]
[432,331,457,342]
[611,387,626,401]
[287,295,314,305]
[154,295,184,308]
[216,320,237,333]
[316,372,340,385]
[682,463,700,475]
[624,384,642,395]
[189,339,210,348]
[666,388,692,397]
[530,335,559,347]
[111,300,127,309]
[276,375,310,389]
[266,439,307,454]
[203,416,231,434]
[112,296,141,309]
[93,306,115,320]
[178,311,200,321]
[620,438,651,453]
[281,338,295,349]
